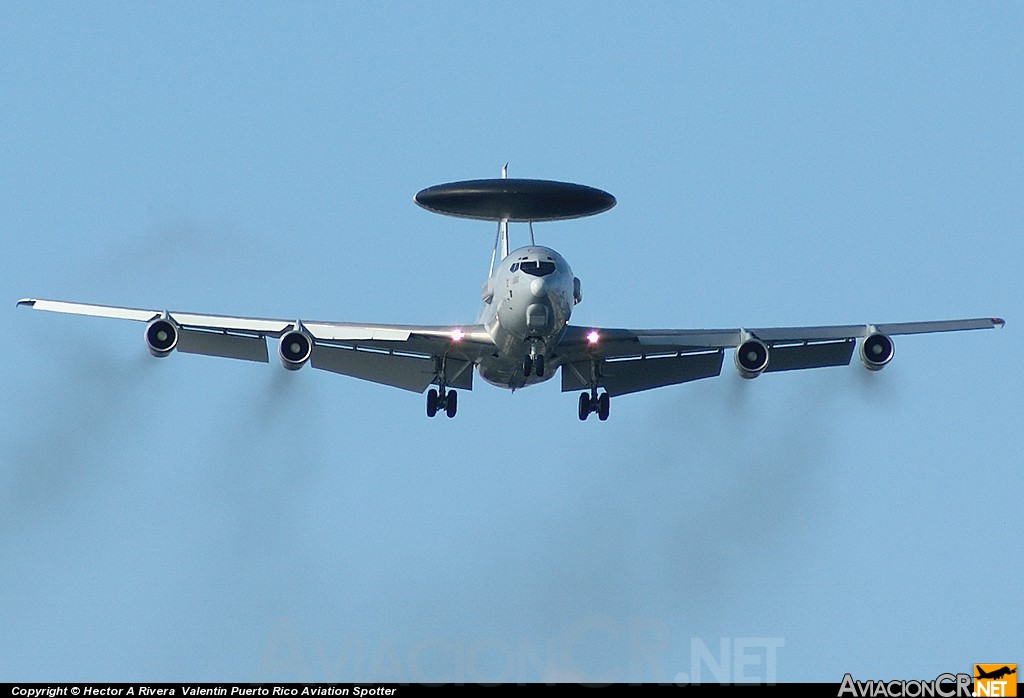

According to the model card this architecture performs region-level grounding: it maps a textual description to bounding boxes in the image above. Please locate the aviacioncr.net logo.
[974,664,1017,698]
[838,673,973,697]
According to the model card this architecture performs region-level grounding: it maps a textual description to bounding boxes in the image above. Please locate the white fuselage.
[476,245,578,389]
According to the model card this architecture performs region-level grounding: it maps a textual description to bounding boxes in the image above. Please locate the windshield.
[519,260,556,277]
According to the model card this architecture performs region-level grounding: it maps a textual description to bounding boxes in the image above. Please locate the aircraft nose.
[530,277,548,297]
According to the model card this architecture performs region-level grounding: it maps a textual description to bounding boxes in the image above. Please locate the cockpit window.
[519,260,556,277]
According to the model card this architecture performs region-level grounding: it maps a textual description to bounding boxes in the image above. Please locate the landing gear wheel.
[523,356,533,377]
[445,390,458,418]
[426,388,439,418]
[597,392,610,421]
[535,355,545,378]
[578,392,590,421]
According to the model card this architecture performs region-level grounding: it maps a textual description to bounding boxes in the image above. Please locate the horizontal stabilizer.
[310,345,473,393]
[311,345,436,393]
[561,351,724,397]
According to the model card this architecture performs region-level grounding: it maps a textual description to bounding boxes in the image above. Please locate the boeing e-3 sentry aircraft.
[18,174,1005,421]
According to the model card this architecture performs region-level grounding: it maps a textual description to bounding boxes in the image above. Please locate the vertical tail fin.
[488,164,510,276]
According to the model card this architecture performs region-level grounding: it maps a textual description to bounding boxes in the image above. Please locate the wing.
[17,298,492,393]
[555,318,1005,397]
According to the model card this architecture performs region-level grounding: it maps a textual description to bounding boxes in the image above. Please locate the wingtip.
[17,298,36,308]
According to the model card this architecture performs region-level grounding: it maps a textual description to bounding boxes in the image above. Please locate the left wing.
[556,318,1004,396]
[17,298,493,393]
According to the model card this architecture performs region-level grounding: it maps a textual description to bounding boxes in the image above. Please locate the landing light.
[451,328,465,342]
[587,330,600,345]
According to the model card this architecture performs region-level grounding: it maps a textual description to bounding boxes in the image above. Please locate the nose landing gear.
[523,342,545,378]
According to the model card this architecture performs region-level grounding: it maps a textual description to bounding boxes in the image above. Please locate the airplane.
[975,666,1016,681]
[18,172,1005,421]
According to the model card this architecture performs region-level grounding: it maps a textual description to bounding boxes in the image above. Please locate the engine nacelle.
[145,318,178,358]
[734,338,770,379]
[860,332,894,371]
[279,329,313,370]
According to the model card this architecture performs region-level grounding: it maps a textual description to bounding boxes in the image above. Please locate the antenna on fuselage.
[412,172,617,275]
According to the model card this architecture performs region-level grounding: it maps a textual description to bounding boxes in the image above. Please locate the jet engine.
[145,318,178,358]
[279,329,313,370]
[734,338,769,379]
[860,332,894,371]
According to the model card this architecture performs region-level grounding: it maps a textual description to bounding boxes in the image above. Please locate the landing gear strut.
[427,354,458,418]
[523,342,545,378]
[577,389,610,421]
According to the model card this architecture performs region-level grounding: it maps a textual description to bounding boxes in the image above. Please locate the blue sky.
[2,2,1020,683]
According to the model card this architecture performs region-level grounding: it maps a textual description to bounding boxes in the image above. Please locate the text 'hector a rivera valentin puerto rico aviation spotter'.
[18,172,1005,421]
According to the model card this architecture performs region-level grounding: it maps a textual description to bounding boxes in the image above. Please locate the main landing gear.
[578,389,610,421]
[426,387,457,418]
[427,353,458,418]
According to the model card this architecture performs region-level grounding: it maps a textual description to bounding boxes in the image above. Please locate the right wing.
[17,298,493,393]
[555,318,1004,397]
